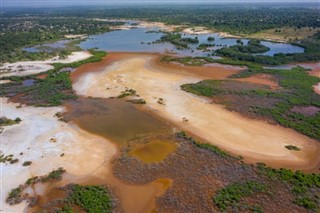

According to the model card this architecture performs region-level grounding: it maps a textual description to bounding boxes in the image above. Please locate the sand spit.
[73,53,320,171]
[64,34,87,39]
[218,32,241,39]
[0,98,116,212]
[182,27,214,35]
[0,51,92,77]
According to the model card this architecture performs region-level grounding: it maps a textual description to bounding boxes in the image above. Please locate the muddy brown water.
[129,140,177,163]
[29,97,176,212]
[63,97,172,145]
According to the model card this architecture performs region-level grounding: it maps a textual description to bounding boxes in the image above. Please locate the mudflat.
[72,52,320,171]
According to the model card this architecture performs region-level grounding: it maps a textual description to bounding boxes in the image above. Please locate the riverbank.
[0,51,91,77]
[0,98,116,212]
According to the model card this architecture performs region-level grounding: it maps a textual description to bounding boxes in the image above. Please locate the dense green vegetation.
[156,32,198,49]
[0,50,107,106]
[197,43,215,50]
[216,33,320,65]
[207,36,215,41]
[257,163,320,210]
[68,184,113,213]
[213,181,266,211]
[14,4,319,35]
[0,17,120,63]
[35,184,113,213]
[222,39,270,54]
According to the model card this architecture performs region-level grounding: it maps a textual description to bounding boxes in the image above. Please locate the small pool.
[22,79,36,87]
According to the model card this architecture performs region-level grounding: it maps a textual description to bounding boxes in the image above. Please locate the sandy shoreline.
[72,52,320,171]
[1,97,175,213]
[0,51,92,77]
[0,98,117,212]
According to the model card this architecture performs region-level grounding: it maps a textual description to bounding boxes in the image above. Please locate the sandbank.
[72,53,320,171]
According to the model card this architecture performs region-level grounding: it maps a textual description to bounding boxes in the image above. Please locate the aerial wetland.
[1,7,320,213]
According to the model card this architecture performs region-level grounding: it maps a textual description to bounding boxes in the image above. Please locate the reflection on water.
[63,97,172,145]
[23,40,70,53]
[79,27,304,57]
[22,79,36,87]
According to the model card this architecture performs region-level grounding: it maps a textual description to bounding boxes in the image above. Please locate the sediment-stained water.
[63,97,173,145]
[129,140,177,163]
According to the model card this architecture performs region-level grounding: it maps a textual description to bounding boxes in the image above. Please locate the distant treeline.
[4,5,319,35]
[0,18,122,63]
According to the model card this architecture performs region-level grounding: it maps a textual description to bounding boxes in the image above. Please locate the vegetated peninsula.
[1,3,320,213]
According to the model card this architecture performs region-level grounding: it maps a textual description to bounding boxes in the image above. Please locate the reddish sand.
[71,52,244,82]
[36,73,48,79]
[235,74,279,90]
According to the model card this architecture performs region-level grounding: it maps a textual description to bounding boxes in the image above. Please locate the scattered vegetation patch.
[6,167,66,206]
[285,145,300,151]
[156,32,198,49]
[0,117,21,126]
[22,161,32,166]
[0,153,19,164]
[176,131,236,159]
[157,98,165,105]
[197,43,215,50]
[257,163,320,210]
[41,167,66,182]
[117,88,137,99]
[0,50,106,106]
[180,65,320,140]
[207,36,215,41]
[236,39,270,53]
[213,181,267,211]
[127,98,146,104]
